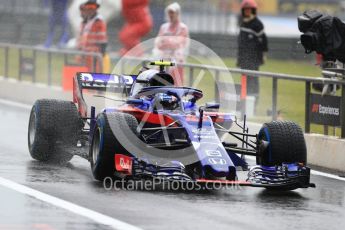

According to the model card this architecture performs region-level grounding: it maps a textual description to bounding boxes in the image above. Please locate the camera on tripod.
[298,10,345,95]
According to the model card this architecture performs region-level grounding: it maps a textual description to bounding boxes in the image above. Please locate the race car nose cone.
[198,147,236,178]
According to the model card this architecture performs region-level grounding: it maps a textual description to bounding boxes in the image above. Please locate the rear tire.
[257,121,307,166]
[90,112,138,181]
[28,99,82,164]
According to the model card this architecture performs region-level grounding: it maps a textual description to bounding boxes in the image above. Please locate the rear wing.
[76,72,136,91]
[73,72,137,117]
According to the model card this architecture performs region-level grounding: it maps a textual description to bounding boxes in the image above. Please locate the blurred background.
[1,0,345,59]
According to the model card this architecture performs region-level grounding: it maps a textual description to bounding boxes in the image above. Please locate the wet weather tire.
[257,121,307,166]
[90,112,138,181]
[28,99,82,164]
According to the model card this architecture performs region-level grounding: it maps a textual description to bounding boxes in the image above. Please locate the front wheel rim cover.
[28,111,36,148]
[92,128,101,164]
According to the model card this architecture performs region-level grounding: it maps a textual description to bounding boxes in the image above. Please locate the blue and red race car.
[28,61,315,190]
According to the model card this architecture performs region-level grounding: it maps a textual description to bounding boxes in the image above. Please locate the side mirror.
[205,102,220,110]
[126,99,144,105]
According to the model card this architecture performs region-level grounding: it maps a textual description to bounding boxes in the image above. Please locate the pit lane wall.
[305,134,345,173]
[0,77,70,103]
[1,77,344,173]
[0,77,110,112]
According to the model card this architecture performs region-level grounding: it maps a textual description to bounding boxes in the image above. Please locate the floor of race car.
[1,102,345,230]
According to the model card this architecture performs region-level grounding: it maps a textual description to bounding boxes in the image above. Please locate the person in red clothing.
[153,2,190,86]
[78,0,108,71]
[119,0,153,56]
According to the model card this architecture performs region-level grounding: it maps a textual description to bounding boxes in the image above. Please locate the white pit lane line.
[310,170,345,182]
[0,176,142,230]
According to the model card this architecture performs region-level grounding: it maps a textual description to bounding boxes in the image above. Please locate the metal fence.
[0,43,103,86]
[0,43,345,138]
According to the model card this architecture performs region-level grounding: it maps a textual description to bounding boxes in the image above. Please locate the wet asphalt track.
[0,102,345,230]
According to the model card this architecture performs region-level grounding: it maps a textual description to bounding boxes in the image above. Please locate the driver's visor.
[136,79,149,84]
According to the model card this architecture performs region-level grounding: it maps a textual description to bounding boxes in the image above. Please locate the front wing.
[115,154,315,190]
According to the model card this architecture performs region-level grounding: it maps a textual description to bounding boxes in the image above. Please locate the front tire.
[28,99,82,164]
[90,112,138,181]
[257,121,307,166]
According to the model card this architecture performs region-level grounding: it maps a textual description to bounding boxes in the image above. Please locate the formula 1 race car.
[28,61,315,190]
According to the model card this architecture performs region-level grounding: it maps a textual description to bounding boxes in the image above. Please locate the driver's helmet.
[131,69,175,96]
[131,69,158,96]
[155,93,179,111]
